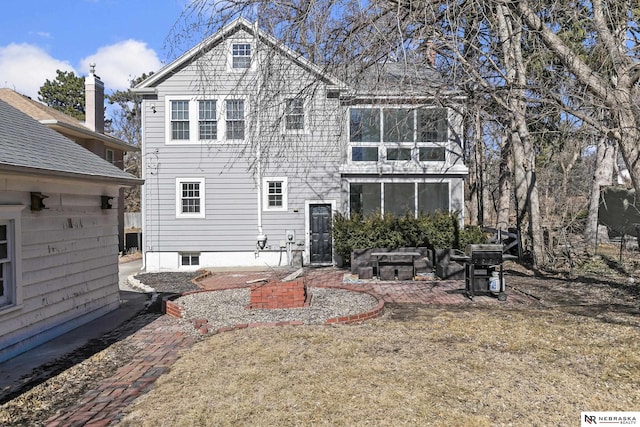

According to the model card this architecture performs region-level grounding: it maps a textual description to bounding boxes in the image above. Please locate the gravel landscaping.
[174,287,379,332]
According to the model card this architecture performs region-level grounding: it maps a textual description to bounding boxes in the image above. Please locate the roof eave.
[40,120,140,152]
[0,163,144,187]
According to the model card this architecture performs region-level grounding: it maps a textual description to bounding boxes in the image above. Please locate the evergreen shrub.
[333,212,487,263]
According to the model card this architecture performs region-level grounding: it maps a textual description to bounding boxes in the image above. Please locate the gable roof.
[134,17,347,91]
[0,88,139,153]
[0,99,141,185]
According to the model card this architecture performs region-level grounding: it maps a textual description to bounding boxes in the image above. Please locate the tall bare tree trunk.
[585,135,616,247]
[496,4,545,266]
[496,134,512,230]
[467,108,484,226]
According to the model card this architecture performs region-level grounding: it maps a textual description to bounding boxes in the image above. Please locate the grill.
[452,244,507,301]
[467,244,504,266]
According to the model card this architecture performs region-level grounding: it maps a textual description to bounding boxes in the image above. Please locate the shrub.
[333,212,488,263]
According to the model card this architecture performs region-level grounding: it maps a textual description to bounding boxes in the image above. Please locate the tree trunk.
[496,3,545,266]
[496,134,512,230]
[584,135,616,247]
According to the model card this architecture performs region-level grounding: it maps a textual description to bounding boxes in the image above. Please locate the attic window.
[232,43,251,69]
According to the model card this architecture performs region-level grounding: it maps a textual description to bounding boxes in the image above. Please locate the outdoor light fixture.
[150,104,157,114]
[101,196,114,210]
[30,192,48,211]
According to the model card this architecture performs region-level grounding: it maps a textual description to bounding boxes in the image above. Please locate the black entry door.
[310,204,332,265]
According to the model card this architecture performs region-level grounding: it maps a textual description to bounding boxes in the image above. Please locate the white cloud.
[80,40,163,91]
[0,43,75,99]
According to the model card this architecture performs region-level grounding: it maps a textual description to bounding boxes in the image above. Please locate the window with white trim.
[232,43,252,69]
[226,100,245,140]
[263,177,288,211]
[166,98,220,144]
[180,252,200,266]
[285,98,304,131]
[170,100,190,140]
[0,222,11,306]
[0,206,23,310]
[198,100,217,140]
[105,149,115,164]
[349,107,449,163]
[176,178,206,218]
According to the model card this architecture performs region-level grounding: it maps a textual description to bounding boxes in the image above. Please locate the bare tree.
[513,0,640,196]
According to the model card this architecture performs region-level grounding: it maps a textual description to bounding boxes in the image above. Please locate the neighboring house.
[0,66,140,253]
[0,99,141,362]
[134,17,468,272]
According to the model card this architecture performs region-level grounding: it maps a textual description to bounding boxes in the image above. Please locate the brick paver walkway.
[43,267,536,426]
[44,316,197,427]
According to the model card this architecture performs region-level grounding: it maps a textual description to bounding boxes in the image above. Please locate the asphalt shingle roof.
[0,99,140,184]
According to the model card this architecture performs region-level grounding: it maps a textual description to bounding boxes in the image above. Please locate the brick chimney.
[85,63,104,133]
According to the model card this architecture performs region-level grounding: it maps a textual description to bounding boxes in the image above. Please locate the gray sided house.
[0,99,141,362]
[134,18,468,272]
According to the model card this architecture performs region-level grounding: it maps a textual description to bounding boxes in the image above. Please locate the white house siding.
[141,29,344,271]
[0,175,121,362]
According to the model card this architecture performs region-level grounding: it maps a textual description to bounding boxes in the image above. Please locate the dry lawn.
[117,305,640,427]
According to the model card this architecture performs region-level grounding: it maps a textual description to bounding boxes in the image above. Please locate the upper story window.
[350,108,381,142]
[285,98,304,131]
[419,147,446,161]
[176,178,205,219]
[383,108,414,142]
[418,108,448,142]
[351,147,379,162]
[170,100,190,140]
[105,149,115,164]
[167,97,248,144]
[350,107,448,143]
[199,100,217,140]
[232,43,252,69]
[226,100,245,140]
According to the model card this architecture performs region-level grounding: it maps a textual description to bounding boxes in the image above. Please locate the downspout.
[254,19,267,254]
[256,141,266,255]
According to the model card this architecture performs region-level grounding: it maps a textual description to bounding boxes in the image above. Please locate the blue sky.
[0,0,192,100]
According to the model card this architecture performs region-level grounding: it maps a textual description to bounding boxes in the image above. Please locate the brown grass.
[117,306,640,427]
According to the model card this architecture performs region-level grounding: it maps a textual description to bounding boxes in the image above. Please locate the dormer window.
[232,43,251,69]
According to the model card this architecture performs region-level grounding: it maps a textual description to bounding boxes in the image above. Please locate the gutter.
[0,164,144,187]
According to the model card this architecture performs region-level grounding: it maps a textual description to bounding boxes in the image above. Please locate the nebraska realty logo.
[582,412,639,426]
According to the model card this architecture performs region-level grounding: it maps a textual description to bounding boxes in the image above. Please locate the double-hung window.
[285,98,304,131]
[167,98,219,144]
[170,100,190,140]
[232,43,251,69]
[263,177,288,211]
[176,178,205,219]
[198,100,217,140]
[226,100,245,140]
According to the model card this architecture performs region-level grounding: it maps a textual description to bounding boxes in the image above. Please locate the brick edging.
[164,285,385,334]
